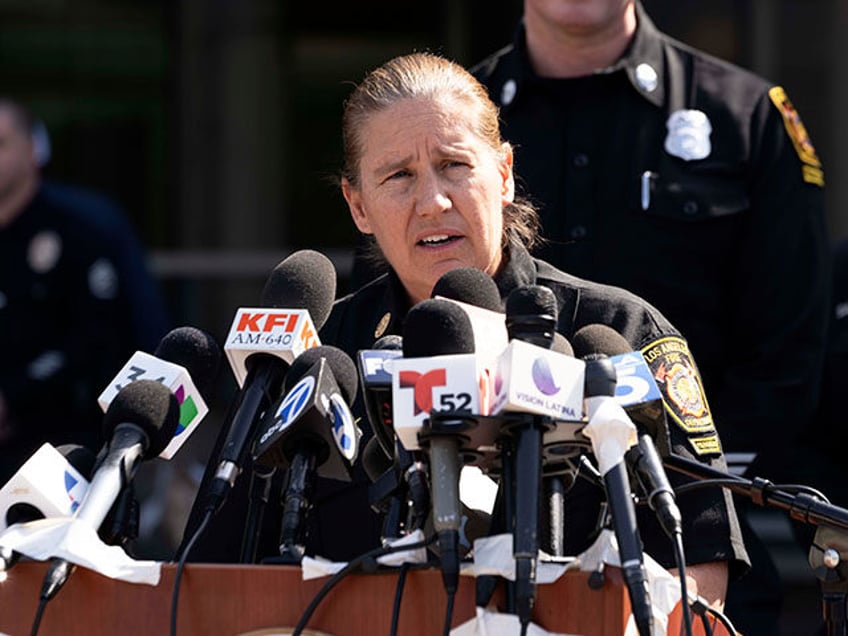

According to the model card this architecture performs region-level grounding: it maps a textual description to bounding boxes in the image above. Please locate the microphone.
[573,325,653,636]
[430,267,508,366]
[204,250,336,516]
[252,345,360,562]
[95,325,222,459]
[431,267,503,312]
[357,334,403,460]
[398,298,479,597]
[358,334,431,540]
[572,324,682,538]
[0,444,95,571]
[40,380,180,601]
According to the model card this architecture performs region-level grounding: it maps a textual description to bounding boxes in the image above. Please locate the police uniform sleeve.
[706,86,830,465]
[638,333,749,575]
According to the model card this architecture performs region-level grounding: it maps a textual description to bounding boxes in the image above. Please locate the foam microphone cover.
[260,250,337,329]
[102,380,181,458]
[403,298,476,357]
[431,267,502,312]
[572,324,632,359]
[284,345,359,404]
[505,285,558,346]
[154,326,223,398]
[551,333,574,357]
[373,334,403,351]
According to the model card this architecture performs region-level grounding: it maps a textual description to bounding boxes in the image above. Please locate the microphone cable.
[390,562,411,636]
[169,507,213,636]
[291,532,437,636]
[690,595,739,636]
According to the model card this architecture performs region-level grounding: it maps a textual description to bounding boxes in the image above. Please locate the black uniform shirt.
[471,4,831,466]
[0,181,169,482]
[321,243,749,572]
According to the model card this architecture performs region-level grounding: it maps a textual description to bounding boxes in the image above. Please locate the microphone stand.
[240,463,276,563]
[663,452,848,635]
[506,412,551,635]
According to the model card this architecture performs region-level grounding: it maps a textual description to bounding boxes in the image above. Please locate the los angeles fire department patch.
[642,337,719,455]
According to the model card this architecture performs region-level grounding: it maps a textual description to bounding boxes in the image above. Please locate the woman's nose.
[414,172,451,218]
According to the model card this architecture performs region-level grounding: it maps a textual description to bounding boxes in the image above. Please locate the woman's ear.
[500,143,515,203]
[342,177,372,234]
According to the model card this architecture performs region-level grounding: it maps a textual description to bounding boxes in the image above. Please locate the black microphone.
[204,250,336,516]
[573,325,653,636]
[402,298,477,597]
[431,267,503,312]
[503,284,561,631]
[41,380,180,601]
[572,324,682,539]
[154,325,223,400]
[358,334,431,540]
[505,284,558,348]
[252,345,360,562]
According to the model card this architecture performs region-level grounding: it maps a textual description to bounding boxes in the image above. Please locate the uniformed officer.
[470,2,831,632]
[0,98,170,484]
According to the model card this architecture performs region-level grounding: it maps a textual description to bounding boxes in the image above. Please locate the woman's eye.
[385,169,410,181]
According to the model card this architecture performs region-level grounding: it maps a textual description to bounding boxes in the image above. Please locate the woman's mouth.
[417,234,461,247]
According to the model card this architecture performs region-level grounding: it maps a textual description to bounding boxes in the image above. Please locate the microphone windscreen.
[373,334,403,351]
[154,326,223,398]
[551,333,574,357]
[505,285,557,323]
[260,250,337,330]
[431,267,502,312]
[284,345,359,404]
[55,444,97,480]
[361,436,393,483]
[572,324,631,359]
[403,298,476,357]
[102,380,181,458]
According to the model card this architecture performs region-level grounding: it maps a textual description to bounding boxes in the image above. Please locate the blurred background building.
[0,1,844,631]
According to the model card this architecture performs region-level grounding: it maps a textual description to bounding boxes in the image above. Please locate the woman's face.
[342,97,514,304]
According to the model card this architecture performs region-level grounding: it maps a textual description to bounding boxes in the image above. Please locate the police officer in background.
[0,97,170,484]
[469,1,831,633]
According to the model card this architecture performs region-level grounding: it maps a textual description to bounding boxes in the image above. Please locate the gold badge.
[374,312,391,339]
[768,86,824,187]
[642,336,714,435]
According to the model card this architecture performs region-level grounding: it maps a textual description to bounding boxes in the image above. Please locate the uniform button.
[573,153,589,168]
[569,225,587,239]
[683,200,699,215]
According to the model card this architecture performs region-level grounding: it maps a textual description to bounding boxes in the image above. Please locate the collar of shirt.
[495,0,667,111]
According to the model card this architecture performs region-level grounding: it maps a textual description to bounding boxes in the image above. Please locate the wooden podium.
[0,562,632,635]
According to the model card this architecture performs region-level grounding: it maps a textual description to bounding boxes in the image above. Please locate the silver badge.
[27,231,62,274]
[664,109,712,161]
[635,63,658,93]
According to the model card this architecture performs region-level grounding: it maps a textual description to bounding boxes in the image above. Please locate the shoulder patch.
[641,336,714,435]
[768,86,824,187]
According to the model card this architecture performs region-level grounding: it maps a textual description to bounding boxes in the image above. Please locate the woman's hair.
[341,52,540,252]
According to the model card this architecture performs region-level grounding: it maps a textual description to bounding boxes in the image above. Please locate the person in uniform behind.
[470,2,831,632]
[0,97,170,484]
[320,51,748,610]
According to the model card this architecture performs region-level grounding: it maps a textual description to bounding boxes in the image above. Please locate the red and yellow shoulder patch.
[768,85,824,187]
[642,336,720,456]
